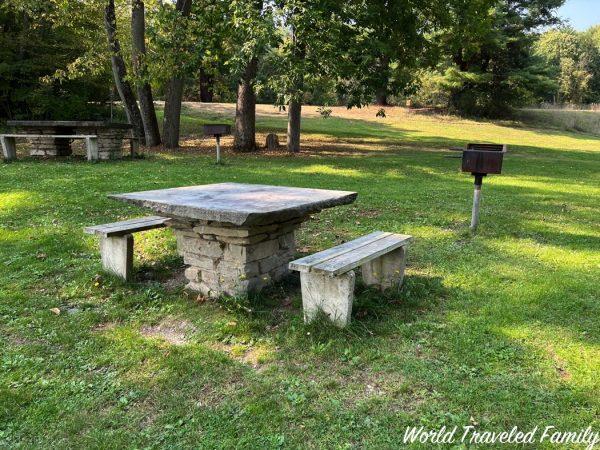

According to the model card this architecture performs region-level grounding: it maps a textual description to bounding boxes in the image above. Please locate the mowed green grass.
[1,105,599,448]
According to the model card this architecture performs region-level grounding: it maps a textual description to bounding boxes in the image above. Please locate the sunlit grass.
[0,103,598,447]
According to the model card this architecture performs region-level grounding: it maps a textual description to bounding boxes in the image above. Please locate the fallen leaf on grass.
[50,308,61,315]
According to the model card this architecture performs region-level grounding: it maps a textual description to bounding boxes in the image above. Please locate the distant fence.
[516,108,600,136]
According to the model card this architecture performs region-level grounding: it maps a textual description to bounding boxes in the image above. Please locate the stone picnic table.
[110,182,357,297]
[6,120,133,159]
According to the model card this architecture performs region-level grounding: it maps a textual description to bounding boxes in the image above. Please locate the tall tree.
[198,68,214,102]
[105,0,145,142]
[162,0,192,149]
[235,56,259,151]
[336,0,450,108]
[353,0,432,106]
[132,0,161,146]
[271,0,346,152]
[535,27,600,103]
[0,0,110,120]
[434,0,564,116]
[285,23,305,153]
[228,0,274,152]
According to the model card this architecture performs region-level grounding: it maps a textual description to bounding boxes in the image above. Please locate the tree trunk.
[374,55,389,106]
[375,89,388,106]
[132,0,161,146]
[163,79,185,148]
[104,0,145,144]
[287,100,301,153]
[234,57,258,152]
[162,0,192,149]
[199,69,214,103]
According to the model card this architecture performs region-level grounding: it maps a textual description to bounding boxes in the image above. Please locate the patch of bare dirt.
[208,341,275,370]
[547,345,572,381]
[163,269,187,292]
[5,334,35,346]
[92,322,118,332]
[140,318,196,345]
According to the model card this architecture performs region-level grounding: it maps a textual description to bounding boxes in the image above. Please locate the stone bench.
[289,231,412,327]
[1,134,100,161]
[84,216,170,280]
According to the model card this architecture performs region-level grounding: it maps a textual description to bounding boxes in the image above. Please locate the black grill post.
[471,173,485,231]
[449,143,507,232]
[203,124,231,164]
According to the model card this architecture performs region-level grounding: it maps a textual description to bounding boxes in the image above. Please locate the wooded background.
[2,0,599,150]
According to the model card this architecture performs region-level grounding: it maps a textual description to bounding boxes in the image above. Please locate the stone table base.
[171,216,306,297]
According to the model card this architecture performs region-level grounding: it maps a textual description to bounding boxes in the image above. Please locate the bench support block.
[86,137,99,161]
[301,271,355,327]
[1,136,17,161]
[100,235,133,281]
[130,138,139,156]
[361,247,406,290]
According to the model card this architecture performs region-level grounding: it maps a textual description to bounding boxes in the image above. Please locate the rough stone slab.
[224,239,280,262]
[278,232,295,250]
[182,253,215,271]
[194,224,249,237]
[109,183,357,226]
[184,266,201,282]
[216,234,268,245]
[7,120,132,129]
[259,253,290,274]
[192,222,287,238]
[179,236,224,258]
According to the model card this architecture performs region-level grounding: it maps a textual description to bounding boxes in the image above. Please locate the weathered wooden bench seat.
[1,134,99,161]
[289,231,412,327]
[84,216,170,280]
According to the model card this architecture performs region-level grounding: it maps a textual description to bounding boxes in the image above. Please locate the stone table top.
[7,120,132,129]
[110,182,358,226]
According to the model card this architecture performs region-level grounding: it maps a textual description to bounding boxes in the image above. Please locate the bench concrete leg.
[361,246,406,290]
[300,271,355,327]
[130,138,139,156]
[100,235,133,281]
[1,136,17,161]
[86,137,99,161]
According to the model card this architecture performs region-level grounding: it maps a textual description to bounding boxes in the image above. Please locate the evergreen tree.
[434,0,564,116]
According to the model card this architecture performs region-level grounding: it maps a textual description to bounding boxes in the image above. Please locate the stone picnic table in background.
[6,120,133,160]
[110,183,358,297]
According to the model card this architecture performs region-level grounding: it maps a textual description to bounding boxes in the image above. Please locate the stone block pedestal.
[171,217,305,297]
[27,127,73,156]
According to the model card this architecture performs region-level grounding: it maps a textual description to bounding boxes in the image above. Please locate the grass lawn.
[1,104,599,448]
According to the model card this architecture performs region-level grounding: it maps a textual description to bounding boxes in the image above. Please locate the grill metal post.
[215,134,221,164]
[203,124,230,165]
[470,173,484,231]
